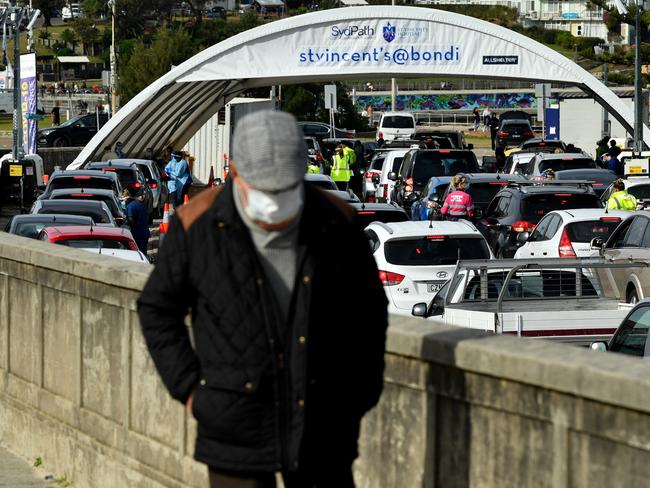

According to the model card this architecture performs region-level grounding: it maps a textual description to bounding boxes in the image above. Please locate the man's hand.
[186,388,196,415]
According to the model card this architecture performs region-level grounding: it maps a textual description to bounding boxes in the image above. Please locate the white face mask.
[243,184,303,225]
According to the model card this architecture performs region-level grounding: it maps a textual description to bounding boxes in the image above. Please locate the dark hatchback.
[478,182,601,258]
[38,114,109,148]
[389,149,480,209]
[496,120,535,149]
[4,214,94,238]
[441,173,528,214]
[37,170,122,201]
[349,202,409,231]
[48,188,127,226]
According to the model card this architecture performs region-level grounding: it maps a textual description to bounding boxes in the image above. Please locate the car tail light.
[379,270,404,286]
[150,183,158,189]
[365,170,379,179]
[558,228,577,258]
[358,211,376,215]
[497,131,508,137]
[554,193,571,196]
[378,132,384,139]
[103,168,116,171]
[511,220,535,233]
[73,176,91,180]
[405,177,414,192]
[71,193,93,197]
[134,182,142,188]
[439,150,451,153]
[600,216,622,222]
[426,235,445,240]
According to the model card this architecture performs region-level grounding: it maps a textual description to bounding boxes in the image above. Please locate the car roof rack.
[506,180,593,190]
[371,221,395,235]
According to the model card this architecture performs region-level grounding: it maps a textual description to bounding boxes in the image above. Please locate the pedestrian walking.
[472,107,480,131]
[441,174,474,221]
[482,107,491,131]
[489,114,499,150]
[52,105,60,126]
[123,188,151,254]
[331,143,352,190]
[165,151,191,208]
[137,110,388,488]
[606,179,638,211]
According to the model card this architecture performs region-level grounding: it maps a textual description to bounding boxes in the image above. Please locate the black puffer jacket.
[137,180,388,472]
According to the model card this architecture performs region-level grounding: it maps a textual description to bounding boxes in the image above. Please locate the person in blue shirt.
[124,188,151,255]
[604,153,624,177]
[165,151,192,207]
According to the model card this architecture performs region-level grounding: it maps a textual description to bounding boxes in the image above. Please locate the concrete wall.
[38,147,84,174]
[3,232,650,487]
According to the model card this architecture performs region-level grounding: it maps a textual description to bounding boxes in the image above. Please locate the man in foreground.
[138,111,388,488]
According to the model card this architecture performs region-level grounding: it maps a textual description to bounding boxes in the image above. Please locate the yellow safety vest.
[306,163,320,174]
[343,146,357,166]
[607,190,637,211]
[331,153,351,182]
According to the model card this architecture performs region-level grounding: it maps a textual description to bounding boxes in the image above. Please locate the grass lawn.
[0,116,54,132]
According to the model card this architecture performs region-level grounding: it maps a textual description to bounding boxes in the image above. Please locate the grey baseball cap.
[232,110,307,192]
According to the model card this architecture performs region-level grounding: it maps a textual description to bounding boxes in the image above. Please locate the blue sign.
[483,56,519,65]
[561,12,579,19]
[545,106,560,140]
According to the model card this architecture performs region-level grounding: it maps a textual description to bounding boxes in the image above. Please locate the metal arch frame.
[68,6,650,168]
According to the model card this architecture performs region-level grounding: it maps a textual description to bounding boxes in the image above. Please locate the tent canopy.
[341,0,369,5]
[57,56,90,64]
[69,6,650,168]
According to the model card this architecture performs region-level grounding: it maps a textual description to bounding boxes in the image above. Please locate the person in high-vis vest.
[306,161,321,174]
[331,144,352,190]
[607,179,638,211]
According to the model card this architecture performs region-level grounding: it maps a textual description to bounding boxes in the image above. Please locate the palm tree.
[60,28,79,53]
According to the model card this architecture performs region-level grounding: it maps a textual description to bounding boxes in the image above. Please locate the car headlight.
[39,129,54,136]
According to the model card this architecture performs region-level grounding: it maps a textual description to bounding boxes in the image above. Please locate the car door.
[608,305,650,357]
[519,214,552,257]
[606,216,648,299]
[484,194,511,250]
[71,115,97,145]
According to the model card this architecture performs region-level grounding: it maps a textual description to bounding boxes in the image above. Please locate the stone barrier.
[2,232,650,487]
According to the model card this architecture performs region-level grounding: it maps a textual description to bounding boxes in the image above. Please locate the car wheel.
[52,137,68,147]
[627,287,639,304]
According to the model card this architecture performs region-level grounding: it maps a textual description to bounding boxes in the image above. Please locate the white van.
[376,112,416,142]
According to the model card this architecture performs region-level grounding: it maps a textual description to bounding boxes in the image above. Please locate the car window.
[365,229,380,253]
[412,152,477,184]
[391,157,404,174]
[49,176,113,192]
[467,182,509,207]
[384,236,490,266]
[57,238,129,250]
[611,220,632,249]
[521,194,600,222]
[353,210,408,230]
[567,219,622,243]
[381,116,415,129]
[306,178,337,190]
[545,215,562,239]
[622,217,649,248]
[137,164,154,180]
[609,306,650,356]
[490,195,511,218]
[528,214,552,242]
[628,184,650,200]
[370,156,385,171]
[538,158,596,173]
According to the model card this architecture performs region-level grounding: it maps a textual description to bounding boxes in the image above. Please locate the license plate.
[512,135,521,139]
[9,165,22,177]
[427,282,444,293]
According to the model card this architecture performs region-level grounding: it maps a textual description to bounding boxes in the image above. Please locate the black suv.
[38,114,109,148]
[479,181,601,258]
[37,170,123,201]
[389,149,479,209]
[496,120,534,149]
[85,161,154,219]
[441,173,527,214]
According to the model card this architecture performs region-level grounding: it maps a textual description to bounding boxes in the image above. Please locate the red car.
[37,225,138,251]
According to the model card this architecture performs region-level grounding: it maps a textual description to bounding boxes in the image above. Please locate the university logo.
[383,23,396,43]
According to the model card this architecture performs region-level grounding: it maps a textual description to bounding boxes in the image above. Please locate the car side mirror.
[371,174,380,184]
[412,302,428,318]
[387,172,398,181]
[473,208,483,220]
[590,342,607,352]
[590,237,604,250]
[516,231,529,245]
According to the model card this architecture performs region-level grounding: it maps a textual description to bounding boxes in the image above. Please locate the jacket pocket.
[193,367,275,448]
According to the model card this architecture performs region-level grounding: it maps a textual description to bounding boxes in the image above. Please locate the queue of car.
[3,158,170,264]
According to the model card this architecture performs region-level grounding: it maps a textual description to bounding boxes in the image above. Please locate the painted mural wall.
[355,92,538,112]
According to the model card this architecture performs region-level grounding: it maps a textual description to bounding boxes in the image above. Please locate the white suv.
[376,112,416,142]
[365,220,493,315]
[514,209,629,259]
[375,149,409,203]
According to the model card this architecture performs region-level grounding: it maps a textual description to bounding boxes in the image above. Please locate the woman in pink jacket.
[441,175,474,221]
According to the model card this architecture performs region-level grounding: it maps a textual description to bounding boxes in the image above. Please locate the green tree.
[38,29,52,48]
[59,28,79,52]
[119,27,197,102]
[72,17,100,55]
[31,0,65,27]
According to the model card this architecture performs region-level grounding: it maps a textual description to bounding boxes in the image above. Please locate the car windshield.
[136,164,154,179]
[382,116,415,129]
[14,222,81,239]
[390,157,404,173]
[353,210,408,230]
[628,184,650,200]
[57,238,129,249]
[49,177,113,192]
[39,207,111,224]
[566,220,621,243]
[539,158,595,173]
[385,236,490,266]
[413,153,477,184]
[57,116,83,128]
[521,194,600,221]
[304,139,316,150]
[501,123,530,134]
[370,157,385,170]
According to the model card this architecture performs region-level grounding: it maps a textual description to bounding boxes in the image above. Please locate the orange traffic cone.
[159,202,170,247]
[184,194,189,204]
[207,166,214,188]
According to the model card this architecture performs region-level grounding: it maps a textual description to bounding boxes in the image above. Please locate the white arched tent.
[69,6,648,168]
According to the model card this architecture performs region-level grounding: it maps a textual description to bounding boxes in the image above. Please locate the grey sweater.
[233,184,301,323]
